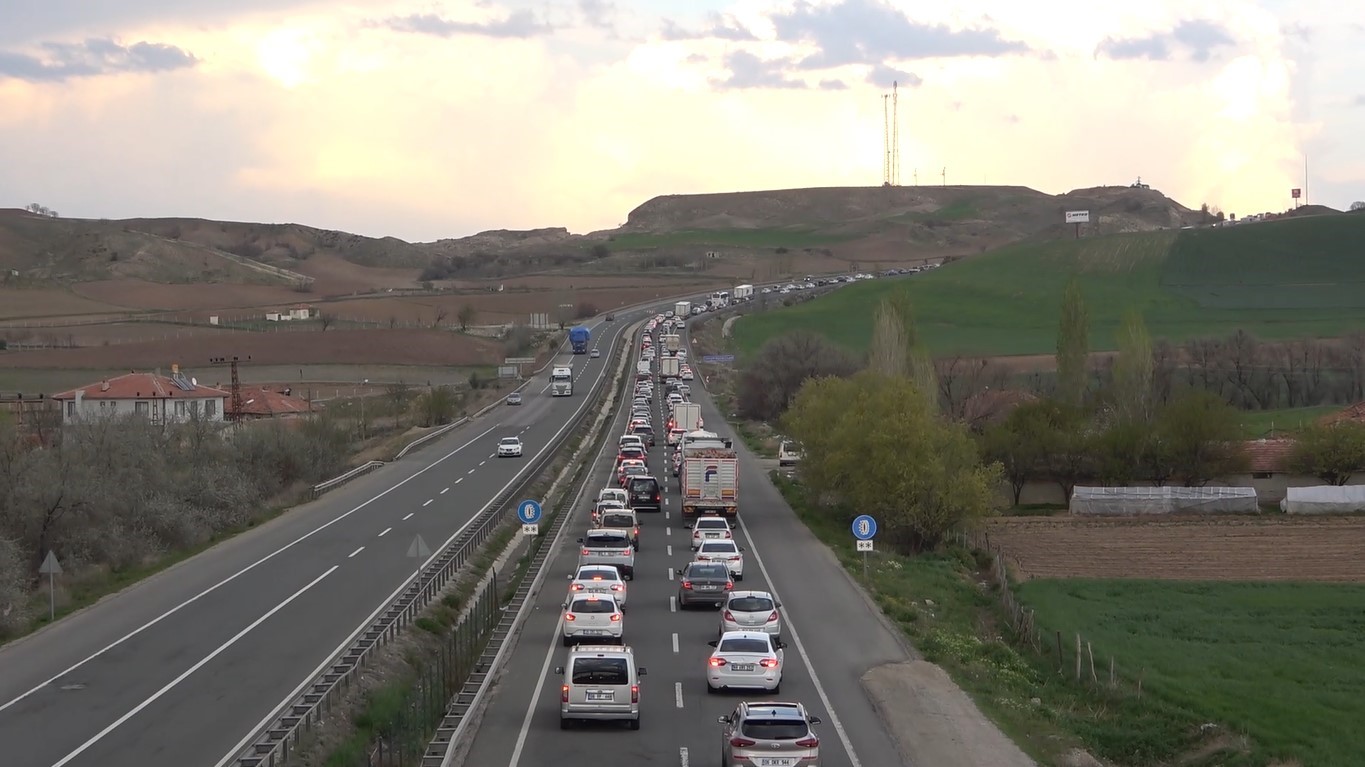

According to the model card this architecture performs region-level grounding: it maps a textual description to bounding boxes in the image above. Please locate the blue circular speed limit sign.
[851,514,877,540]
[516,499,543,524]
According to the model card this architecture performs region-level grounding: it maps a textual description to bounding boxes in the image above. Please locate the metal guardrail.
[223,312,639,767]
[310,461,385,498]
[393,418,469,460]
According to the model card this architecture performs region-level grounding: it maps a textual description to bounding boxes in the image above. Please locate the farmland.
[732,213,1365,357]
[1239,404,1340,437]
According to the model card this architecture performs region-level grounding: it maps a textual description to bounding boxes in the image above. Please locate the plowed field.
[986,515,1365,582]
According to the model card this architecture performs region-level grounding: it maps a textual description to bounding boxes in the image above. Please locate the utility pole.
[942,167,947,186]
[209,355,251,422]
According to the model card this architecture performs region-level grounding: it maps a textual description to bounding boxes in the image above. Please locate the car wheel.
[772,681,781,695]
[628,716,640,731]
[562,635,572,647]
[624,569,634,580]
[560,717,571,730]
[734,573,743,582]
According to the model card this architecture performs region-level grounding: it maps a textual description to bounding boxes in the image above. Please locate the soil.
[71,279,308,311]
[0,288,127,319]
[986,515,1365,582]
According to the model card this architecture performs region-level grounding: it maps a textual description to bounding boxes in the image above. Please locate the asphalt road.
[0,315,641,767]
[462,323,912,767]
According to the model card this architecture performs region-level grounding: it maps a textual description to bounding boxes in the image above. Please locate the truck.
[569,326,591,354]
[671,402,702,434]
[674,301,691,319]
[677,429,738,527]
[662,334,681,355]
[733,284,754,301]
[550,365,574,396]
[660,356,681,379]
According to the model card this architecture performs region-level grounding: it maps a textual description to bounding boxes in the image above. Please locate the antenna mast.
[892,81,900,186]
[882,94,891,186]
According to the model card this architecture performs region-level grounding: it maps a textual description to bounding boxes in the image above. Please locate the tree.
[784,371,1002,551]
[1289,423,1365,486]
[1055,276,1090,406]
[979,403,1055,505]
[457,304,477,331]
[318,313,335,331]
[432,306,450,328]
[418,386,459,427]
[867,301,907,377]
[589,243,610,259]
[1110,310,1154,424]
[575,302,599,319]
[1350,201,1365,212]
[1155,389,1248,486]
[736,332,860,422]
[883,289,938,411]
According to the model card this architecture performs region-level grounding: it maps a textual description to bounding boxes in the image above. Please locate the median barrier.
[310,460,385,499]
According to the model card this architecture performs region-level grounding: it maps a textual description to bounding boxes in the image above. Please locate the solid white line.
[440,487,450,494]
[669,596,677,613]
[735,513,863,767]
[0,421,502,716]
[52,566,339,767]
[667,567,674,581]
[674,681,684,708]
[378,527,392,537]
[679,746,689,767]
[508,611,565,767]
[423,499,433,507]
[348,547,364,559]
[672,633,679,654]
[403,513,414,521]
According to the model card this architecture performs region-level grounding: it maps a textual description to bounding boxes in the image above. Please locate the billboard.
[1065,210,1091,224]
[1292,188,1302,199]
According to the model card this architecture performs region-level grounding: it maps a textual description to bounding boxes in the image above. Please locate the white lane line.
[348,547,365,558]
[440,487,450,494]
[51,566,339,767]
[403,513,414,521]
[423,499,433,507]
[467,468,476,474]
[679,746,689,767]
[0,421,502,716]
[378,527,392,537]
[672,633,679,654]
[479,460,487,466]
[737,503,864,766]
[674,681,684,708]
[455,477,464,484]
[667,544,673,557]
[665,527,671,537]
[667,567,674,581]
[669,596,677,613]
[665,498,670,508]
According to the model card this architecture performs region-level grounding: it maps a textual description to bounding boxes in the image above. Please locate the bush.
[736,331,860,422]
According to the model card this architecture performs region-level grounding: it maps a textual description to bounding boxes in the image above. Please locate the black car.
[606,313,615,321]
[628,475,662,513]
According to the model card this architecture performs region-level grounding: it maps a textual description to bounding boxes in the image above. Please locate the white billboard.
[1065,210,1091,224]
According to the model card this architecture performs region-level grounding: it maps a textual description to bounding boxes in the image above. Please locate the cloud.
[1355,94,1365,106]
[0,0,326,45]
[381,10,552,39]
[770,0,1030,69]
[1096,19,1236,62]
[819,79,848,90]
[710,51,805,90]
[578,0,615,30]
[866,63,922,88]
[0,37,197,82]
[660,13,757,41]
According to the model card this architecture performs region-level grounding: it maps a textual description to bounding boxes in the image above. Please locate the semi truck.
[662,334,681,354]
[733,284,754,301]
[674,301,691,319]
[677,429,738,527]
[550,365,574,396]
[569,326,591,354]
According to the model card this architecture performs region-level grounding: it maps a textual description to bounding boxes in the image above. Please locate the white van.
[556,645,648,729]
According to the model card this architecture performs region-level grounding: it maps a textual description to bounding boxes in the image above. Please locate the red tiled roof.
[51,372,228,401]
[1242,438,1295,473]
[229,386,316,417]
[1320,402,1365,426]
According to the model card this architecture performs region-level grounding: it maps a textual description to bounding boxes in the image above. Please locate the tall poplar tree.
[1055,276,1090,406]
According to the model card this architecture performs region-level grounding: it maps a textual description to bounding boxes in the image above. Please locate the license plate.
[757,759,794,767]
[697,585,718,591]
[731,663,755,671]
[586,691,613,702]
[704,533,719,538]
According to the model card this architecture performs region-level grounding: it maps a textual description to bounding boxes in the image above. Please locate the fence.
[955,527,1144,695]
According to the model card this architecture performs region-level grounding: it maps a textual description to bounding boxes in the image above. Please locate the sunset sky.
[1,0,1361,241]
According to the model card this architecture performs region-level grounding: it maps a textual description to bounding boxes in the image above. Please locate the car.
[617,445,648,467]
[506,392,523,406]
[778,440,803,467]
[597,508,641,550]
[681,368,695,381]
[496,436,523,457]
[618,435,644,452]
[606,313,615,321]
[695,539,745,580]
[616,458,646,485]
[717,701,821,765]
[676,561,734,609]
[556,645,646,730]
[562,594,624,646]
[592,498,625,524]
[719,591,782,640]
[667,427,686,446]
[666,392,683,407]
[630,423,656,446]
[706,631,785,693]
[565,562,627,603]
[619,463,648,487]
[578,529,635,579]
[598,487,629,506]
[626,475,662,513]
[691,516,733,550]
[591,349,601,358]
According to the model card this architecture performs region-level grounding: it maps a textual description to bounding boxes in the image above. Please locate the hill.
[731,212,1365,358]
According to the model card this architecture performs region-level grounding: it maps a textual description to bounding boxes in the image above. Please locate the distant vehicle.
[506,392,523,406]
[569,326,591,354]
[605,313,615,321]
[497,437,523,457]
[733,284,755,301]
[568,564,628,607]
[551,365,574,396]
[718,702,821,764]
[627,475,662,513]
[778,440,802,467]
[591,349,601,359]
[674,300,691,318]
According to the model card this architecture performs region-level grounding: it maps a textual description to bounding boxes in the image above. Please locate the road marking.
[455,477,464,484]
[665,527,671,537]
[378,527,392,537]
[403,513,414,521]
[423,499,433,507]
[666,544,673,556]
[348,547,365,558]
[669,595,677,613]
[468,468,476,474]
[667,567,674,581]
[679,746,689,767]
[440,487,449,494]
[665,498,670,508]
[51,566,339,767]
[672,632,679,653]
[479,460,487,466]
[674,681,684,708]
[0,421,503,717]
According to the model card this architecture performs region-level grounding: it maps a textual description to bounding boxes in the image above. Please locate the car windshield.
[587,535,630,549]
[500,438,518,445]
[688,564,728,579]
[719,637,771,654]
[624,466,646,476]
[695,519,728,529]
[701,542,737,553]
[728,596,774,612]
[570,599,617,613]
[571,657,629,685]
[741,720,809,740]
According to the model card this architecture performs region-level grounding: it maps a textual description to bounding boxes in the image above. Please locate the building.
[51,366,229,425]
[266,304,316,322]
[227,386,318,420]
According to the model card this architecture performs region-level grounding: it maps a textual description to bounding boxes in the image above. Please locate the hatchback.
[695,540,745,580]
[719,591,782,640]
[718,701,822,767]
[562,594,624,646]
[676,562,734,609]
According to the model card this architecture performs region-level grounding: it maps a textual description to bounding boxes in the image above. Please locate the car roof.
[569,593,620,607]
[586,529,629,538]
[699,539,738,547]
[568,644,634,657]
[575,565,620,576]
[739,702,807,719]
[694,517,729,525]
[500,436,520,441]
[718,630,774,642]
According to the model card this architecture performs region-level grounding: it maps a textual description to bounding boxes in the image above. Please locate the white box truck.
[733,284,754,301]
[671,402,702,433]
[660,356,681,379]
[674,300,691,318]
[662,334,681,354]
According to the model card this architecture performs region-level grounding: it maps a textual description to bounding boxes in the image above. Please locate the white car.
[680,368,694,381]
[562,594,624,646]
[691,516,733,550]
[599,487,629,506]
[706,631,785,693]
[568,564,628,607]
[695,540,745,580]
[778,440,803,467]
[496,437,523,457]
[719,591,782,639]
[591,349,601,358]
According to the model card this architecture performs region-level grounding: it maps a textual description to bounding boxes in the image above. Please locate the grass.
[732,214,1365,357]
[1239,405,1339,438]
[1019,579,1365,766]
[606,228,855,251]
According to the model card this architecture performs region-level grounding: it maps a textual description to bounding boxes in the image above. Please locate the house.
[227,386,318,420]
[51,366,228,425]
[1320,402,1365,427]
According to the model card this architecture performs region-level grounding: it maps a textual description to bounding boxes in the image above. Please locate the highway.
[0,313,641,767]
[461,320,912,767]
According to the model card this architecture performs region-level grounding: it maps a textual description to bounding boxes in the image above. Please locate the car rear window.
[741,720,809,740]
[601,514,634,527]
[578,569,619,581]
[587,535,631,549]
[570,598,617,613]
[719,637,771,653]
[695,518,728,529]
[688,564,728,579]
[629,478,659,493]
[571,657,629,685]
[701,542,737,553]
[728,596,774,612]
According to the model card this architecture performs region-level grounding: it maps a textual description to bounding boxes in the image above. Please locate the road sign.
[39,550,61,621]
[517,499,543,524]
[522,523,540,536]
[856,539,874,552]
[406,535,432,559]
[701,354,735,363]
[39,550,62,575]
[504,357,535,365]
[851,515,877,540]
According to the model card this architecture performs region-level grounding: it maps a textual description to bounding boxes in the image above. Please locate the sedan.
[591,349,601,358]
[695,540,745,580]
[691,516,733,550]
[496,437,523,457]
[506,392,523,406]
[719,591,782,640]
[568,564,628,607]
[562,594,624,646]
[676,562,734,609]
[706,631,785,693]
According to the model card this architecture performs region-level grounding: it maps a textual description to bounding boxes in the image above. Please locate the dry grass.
[71,279,308,311]
[0,288,126,319]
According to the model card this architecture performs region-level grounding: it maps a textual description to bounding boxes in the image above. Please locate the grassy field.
[0,364,486,395]
[1019,579,1365,766]
[732,215,1365,357]
[606,227,856,251]
[1240,405,1339,437]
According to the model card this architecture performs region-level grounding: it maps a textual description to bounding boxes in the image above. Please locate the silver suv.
[718,701,822,767]
[578,529,635,579]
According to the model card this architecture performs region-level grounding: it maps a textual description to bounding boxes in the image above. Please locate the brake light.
[564,613,576,621]
[582,548,591,555]
[562,684,570,703]
[795,736,820,748]
[729,737,756,748]
[724,530,732,538]
[653,493,660,502]
[681,581,693,590]
[631,684,639,703]
[723,610,736,622]
[709,657,727,667]
[611,583,624,591]
[767,611,779,622]
[760,658,779,668]
[570,584,583,590]
[610,613,622,622]
[725,582,734,590]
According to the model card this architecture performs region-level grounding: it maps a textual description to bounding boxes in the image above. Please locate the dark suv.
[627,476,662,513]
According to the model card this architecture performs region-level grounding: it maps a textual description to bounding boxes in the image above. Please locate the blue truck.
[569,325,591,354]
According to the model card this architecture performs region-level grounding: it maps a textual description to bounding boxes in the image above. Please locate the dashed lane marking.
[422,499,433,507]
[440,487,450,494]
[378,527,392,537]
[348,547,365,558]
[403,513,414,521]
[674,682,684,709]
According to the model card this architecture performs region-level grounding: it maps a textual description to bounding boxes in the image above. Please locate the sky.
[0,0,1362,241]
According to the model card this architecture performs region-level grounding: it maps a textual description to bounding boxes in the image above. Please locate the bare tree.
[432,306,450,328]
[737,332,860,422]
[457,304,477,331]
[935,356,1006,421]
[319,313,335,332]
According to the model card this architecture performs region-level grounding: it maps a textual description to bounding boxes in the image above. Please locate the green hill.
[732,214,1365,358]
